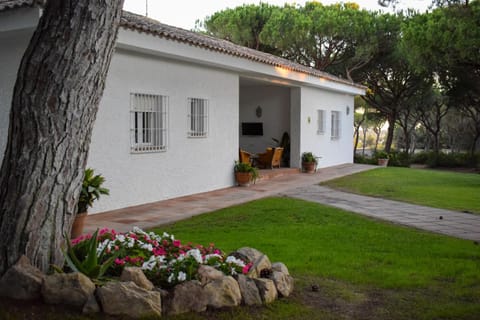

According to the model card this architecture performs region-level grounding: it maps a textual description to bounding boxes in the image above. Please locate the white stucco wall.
[299,87,355,168]
[239,85,290,154]
[0,8,363,214]
[87,49,239,213]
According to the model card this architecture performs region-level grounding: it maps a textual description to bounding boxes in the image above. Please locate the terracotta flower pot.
[235,172,253,187]
[302,162,316,173]
[377,158,389,167]
[71,212,87,239]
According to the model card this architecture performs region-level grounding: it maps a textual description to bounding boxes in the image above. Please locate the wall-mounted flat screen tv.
[242,122,263,136]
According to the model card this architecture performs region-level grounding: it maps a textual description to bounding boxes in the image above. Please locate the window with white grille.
[188,98,208,138]
[331,111,341,140]
[130,93,168,153]
[317,109,326,134]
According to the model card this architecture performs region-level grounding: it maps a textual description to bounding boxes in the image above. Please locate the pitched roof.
[0,0,35,11]
[0,0,364,90]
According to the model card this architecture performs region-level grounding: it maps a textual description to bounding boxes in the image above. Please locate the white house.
[0,1,365,214]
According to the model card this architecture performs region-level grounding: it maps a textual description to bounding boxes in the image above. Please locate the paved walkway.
[284,185,480,242]
[85,163,480,242]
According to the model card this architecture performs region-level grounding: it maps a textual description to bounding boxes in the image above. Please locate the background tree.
[402,0,480,155]
[353,96,367,154]
[197,3,279,54]
[261,2,378,80]
[0,0,124,275]
[418,90,449,163]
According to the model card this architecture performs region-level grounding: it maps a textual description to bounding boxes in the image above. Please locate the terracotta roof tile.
[0,0,34,11]
[121,11,363,89]
[0,0,364,90]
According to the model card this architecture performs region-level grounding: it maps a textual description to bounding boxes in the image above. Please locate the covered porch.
[238,76,301,169]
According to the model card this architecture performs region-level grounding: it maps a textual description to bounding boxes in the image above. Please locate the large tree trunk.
[0,0,124,275]
[384,115,396,153]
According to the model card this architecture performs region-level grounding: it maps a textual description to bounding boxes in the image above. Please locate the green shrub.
[388,151,410,167]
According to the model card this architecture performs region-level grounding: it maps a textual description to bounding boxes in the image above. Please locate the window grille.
[130,93,168,153]
[188,98,208,138]
[317,109,326,134]
[331,111,341,140]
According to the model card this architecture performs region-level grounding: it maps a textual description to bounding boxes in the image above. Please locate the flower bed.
[0,227,294,319]
[68,227,253,287]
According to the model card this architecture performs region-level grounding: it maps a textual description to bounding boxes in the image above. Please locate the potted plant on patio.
[234,161,259,187]
[71,168,110,238]
[375,150,390,167]
[301,152,318,173]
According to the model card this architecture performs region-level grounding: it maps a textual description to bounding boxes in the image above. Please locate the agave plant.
[63,229,117,280]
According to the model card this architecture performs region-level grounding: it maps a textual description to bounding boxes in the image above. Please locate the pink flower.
[99,228,110,236]
[242,263,253,275]
[153,247,166,256]
[214,249,221,255]
[129,233,138,240]
[115,258,125,266]
[173,240,181,247]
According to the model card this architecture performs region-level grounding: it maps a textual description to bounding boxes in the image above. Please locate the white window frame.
[130,93,168,153]
[331,110,341,140]
[317,109,326,134]
[187,97,209,138]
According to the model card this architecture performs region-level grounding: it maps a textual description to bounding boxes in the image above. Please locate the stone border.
[0,247,294,318]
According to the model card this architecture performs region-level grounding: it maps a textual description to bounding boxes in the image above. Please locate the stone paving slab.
[283,185,480,242]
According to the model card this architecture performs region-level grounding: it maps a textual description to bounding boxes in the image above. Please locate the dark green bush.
[411,151,480,168]
[387,151,410,167]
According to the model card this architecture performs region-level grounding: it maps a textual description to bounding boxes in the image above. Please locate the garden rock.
[252,254,272,276]
[270,271,294,297]
[97,281,161,318]
[254,278,278,304]
[0,255,45,300]
[272,262,290,275]
[237,247,263,264]
[42,272,95,309]
[204,276,242,308]
[120,266,154,290]
[237,247,271,278]
[82,294,100,314]
[197,265,225,285]
[236,274,262,306]
[166,280,207,315]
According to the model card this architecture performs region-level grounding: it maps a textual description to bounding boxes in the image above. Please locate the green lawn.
[322,167,480,214]
[152,197,480,320]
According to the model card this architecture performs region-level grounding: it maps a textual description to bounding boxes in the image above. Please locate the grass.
[321,167,480,214]
[151,197,480,320]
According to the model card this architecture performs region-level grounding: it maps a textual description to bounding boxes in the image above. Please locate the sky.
[122,0,431,30]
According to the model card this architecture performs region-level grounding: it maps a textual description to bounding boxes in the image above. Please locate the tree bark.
[384,115,396,153]
[0,0,124,275]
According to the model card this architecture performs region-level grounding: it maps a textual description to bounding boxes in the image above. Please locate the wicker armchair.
[257,147,283,169]
[239,149,253,165]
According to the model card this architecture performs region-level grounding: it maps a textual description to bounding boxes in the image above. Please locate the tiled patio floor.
[85,163,374,234]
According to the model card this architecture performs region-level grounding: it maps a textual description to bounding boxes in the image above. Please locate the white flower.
[116,234,126,243]
[142,255,157,271]
[167,273,175,283]
[96,239,110,256]
[141,243,153,252]
[162,232,170,239]
[226,256,245,267]
[231,267,237,276]
[177,271,187,282]
[204,253,222,262]
[132,226,142,233]
[186,249,203,264]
